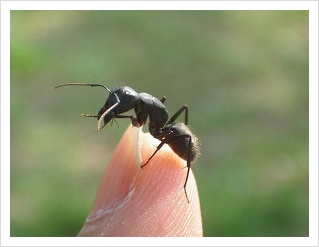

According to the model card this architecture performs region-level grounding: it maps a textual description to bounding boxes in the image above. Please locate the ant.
[55,83,199,203]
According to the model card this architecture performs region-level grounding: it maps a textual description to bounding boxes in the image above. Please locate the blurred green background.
[10,10,308,237]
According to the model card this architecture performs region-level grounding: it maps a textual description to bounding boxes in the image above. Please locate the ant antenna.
[54,83,112,94]
[55,82,121,130]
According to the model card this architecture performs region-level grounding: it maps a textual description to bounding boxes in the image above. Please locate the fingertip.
[88,125,142,215]
[136,134,203,236]
[78,125,203,237]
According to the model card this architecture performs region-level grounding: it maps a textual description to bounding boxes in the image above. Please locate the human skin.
[77,125,203,237]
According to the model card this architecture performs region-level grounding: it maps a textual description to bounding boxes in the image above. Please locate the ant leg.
[141,141,166,168]
[94,89,122,131]
[141,130,174,168]
[166,105,188,125]
[160,96,166,103]
[81,113,100,118]
[80,113,109,130]
[95,102,119,131]
[183,134,192,203]
[162,133,192,203]
[115,115,140,127]
[98,112,135,131]
[110,119,119,128]
[97,122,107,131]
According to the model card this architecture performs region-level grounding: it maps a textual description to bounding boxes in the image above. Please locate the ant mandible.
[55,83,199,203]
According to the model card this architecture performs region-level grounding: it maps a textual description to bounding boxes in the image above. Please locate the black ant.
[55,83,199,203]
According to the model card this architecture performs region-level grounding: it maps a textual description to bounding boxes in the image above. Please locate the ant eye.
[124,90,132,96]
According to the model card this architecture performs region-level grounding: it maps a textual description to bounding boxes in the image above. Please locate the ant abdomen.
[165,122,199,163]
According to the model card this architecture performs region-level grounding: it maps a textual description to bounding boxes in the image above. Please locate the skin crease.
[77,125,203,237]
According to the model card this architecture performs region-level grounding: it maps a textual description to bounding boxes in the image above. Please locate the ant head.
[108,86,140,112]
[79,86,138,127]
[100,86,141,125]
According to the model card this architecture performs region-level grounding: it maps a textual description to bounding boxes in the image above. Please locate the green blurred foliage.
[10,10,308,236]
